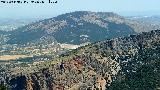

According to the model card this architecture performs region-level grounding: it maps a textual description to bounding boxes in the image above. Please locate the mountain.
[1,30,160,90]
[6,11,141,45]
[127,15,160,25]
[0,18,42,31]
[0,31,10,45]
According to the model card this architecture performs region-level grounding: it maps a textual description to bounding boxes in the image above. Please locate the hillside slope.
[7,11,138,45]
[1,30,160,90]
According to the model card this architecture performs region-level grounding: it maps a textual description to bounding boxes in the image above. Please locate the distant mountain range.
[0,18,42,31]
[128,15,160,25]
[7,11,159,45]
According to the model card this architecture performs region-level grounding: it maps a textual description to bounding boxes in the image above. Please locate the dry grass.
[60,44,80,49]
[0,55,32,61]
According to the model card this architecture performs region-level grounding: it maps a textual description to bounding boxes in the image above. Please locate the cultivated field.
[0,55,32,61]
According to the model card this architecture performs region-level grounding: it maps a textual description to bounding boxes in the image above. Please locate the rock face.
[7,11,138,45]
[6,54,120,90]
[1,30,160,90]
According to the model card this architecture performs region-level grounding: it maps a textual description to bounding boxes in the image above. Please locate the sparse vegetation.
[0,30,159,90]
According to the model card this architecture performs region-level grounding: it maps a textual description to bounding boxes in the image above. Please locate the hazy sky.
[0,0,160,18]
